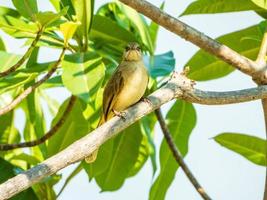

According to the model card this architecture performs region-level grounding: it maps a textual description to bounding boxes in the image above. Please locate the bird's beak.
[125,50,141,61]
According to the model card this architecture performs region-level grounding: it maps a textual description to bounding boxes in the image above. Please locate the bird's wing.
[102,64,125,121]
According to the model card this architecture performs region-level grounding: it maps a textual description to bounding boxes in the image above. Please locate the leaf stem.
[155,108,212,200]
[0,95,76,150]
[0,47,66,116]
[0,28,44,78]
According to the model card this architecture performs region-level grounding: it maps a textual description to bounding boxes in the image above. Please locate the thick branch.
[0,29,43,77]
[0,96,76,150]
[257,25,267,200]
[0,48,66,116]
[2,72,267,199]
[118,0,263,80]
[155,109,212,200]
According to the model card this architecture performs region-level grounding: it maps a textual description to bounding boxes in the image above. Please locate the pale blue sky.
[0,0,265,200]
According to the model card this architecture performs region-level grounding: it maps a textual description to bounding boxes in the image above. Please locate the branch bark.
[0,95,76,150]
[0,48,66,117]
[155,108,212,200]
[257,26,267,200]
[0,29,44,78]
[2,71,267,199]
[118,0,266,83]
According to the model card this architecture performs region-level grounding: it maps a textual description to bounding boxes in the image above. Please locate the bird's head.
[123,42,142,61]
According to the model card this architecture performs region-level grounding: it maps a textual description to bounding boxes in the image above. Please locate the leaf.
[149,100,197,200]
[71,0,94,44]
[47,98,89,157]
[60,21,80,45]
[0,158,38,199]
[94,122,143,191]
[180,0,264,16]
[90,15,137,46]
[23,89,47,160]
[117,2,153,53]
[12,0,38,20]
[35,8,68,27]
[0,72,37,95]
[186,24,261,81]
[0,36,6,51]
[0,14,38,37]
[40,90,60,117]
[62,52,105,103]
[144,51,175,78]
[0,111,20,147]
[214,133,266,166]
[0,51,21,72]
[49,0,60,12]
[0,6,20,18]
[251,0,267,9]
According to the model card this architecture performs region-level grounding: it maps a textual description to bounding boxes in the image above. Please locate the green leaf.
[71,0,94,47]
[40,90,60,117]
[117,2,153,53]
[47,98,89,157]
[0,111,20,147]
[0,14,38,37]
[12,0,38,20]
[0,72,37,95]
[62,52,105,103]
[144,51,175,78]
[90,15,137,46]
[187,24,261,81]
[0,158,38,199]
[149,101,197,200]
[49,0,60,12]
[35,8,68,27]
[60,21,80,45]
[214,133,266,166]
[23,89,47,160]
[0,6,20,18]
[94,122,143,191]
[181,0,264,16]
[0,37,6,51]
[251,0,267,9]
[0,51,21,72]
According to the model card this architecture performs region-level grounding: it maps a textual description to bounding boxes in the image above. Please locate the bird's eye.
[136,46,141,51]
[125,46,130,51]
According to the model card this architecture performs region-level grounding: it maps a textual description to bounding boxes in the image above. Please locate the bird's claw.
[141,97,153,106]
[112,109,127,121]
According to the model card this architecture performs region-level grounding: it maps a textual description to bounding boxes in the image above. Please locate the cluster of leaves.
[0,0,266,200]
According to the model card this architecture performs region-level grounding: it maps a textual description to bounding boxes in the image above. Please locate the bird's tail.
[84,115,105,163]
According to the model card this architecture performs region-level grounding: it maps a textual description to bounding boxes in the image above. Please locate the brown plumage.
[85,42,149,163]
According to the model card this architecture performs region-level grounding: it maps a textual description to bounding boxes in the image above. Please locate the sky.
[0,0,265,200]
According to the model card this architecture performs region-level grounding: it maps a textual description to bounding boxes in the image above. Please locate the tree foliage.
[0,0,266,199]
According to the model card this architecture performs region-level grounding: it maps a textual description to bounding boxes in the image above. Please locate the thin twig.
[0,95,76,150]
[155,108,212,200]
[0,48,65,115]
[0,28,44,77]
[118,0,264,82]
[0,47,66,116]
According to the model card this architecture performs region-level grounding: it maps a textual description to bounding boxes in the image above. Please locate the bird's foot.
[141,97,153,107]
[112,109,127,121]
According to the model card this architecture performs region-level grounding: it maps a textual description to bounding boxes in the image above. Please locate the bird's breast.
[114,63,148,111]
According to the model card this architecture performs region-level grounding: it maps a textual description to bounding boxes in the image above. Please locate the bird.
[85,42,149,163]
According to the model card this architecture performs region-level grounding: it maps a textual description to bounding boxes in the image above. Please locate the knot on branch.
[169,67,195,98]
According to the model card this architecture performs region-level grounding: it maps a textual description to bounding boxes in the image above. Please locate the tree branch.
[0,29,44,78]
[2,71,267,199]
[0,95,76,150]
[0,47,66,117]
[118,0,265,82]
[155,108,212,200]
[256,25,267,200]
